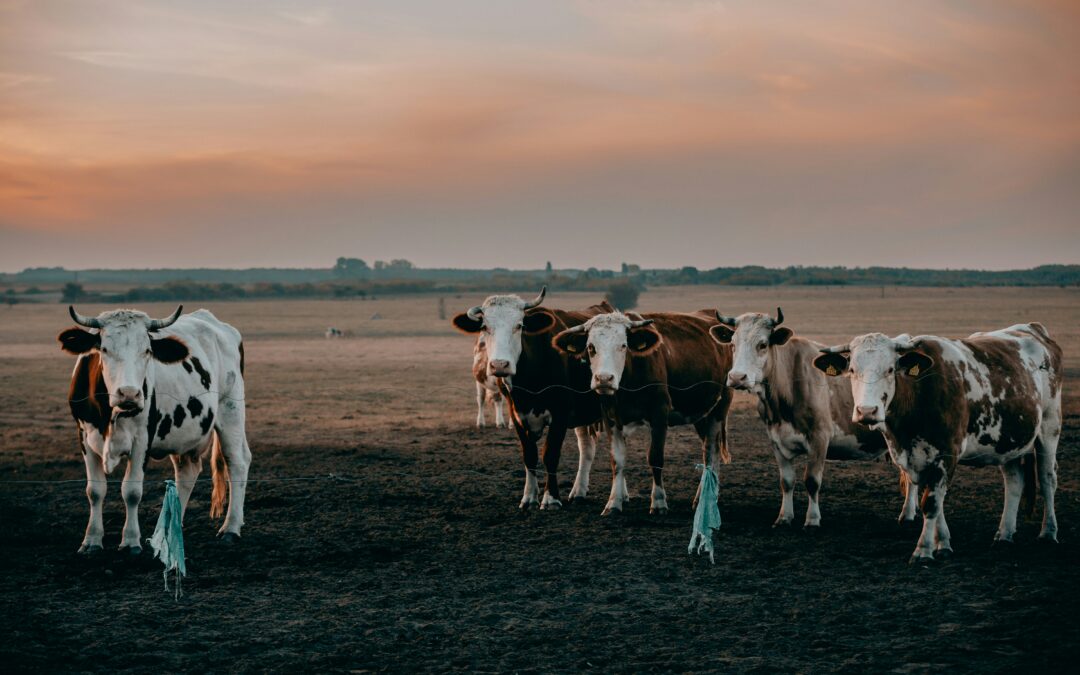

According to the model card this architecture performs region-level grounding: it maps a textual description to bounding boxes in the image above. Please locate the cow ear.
[898,350,933,377]
[709,324,734,344]
[770,327,793,346]
[151,336,189,363]
[452,313,483,333]
[628,326,662,355]
[523,309,557,335]
[58,327,99,354]
[813,352,849,376]
[552,329,587,356]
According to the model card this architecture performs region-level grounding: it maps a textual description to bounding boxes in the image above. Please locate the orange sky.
[2,0,1078,271]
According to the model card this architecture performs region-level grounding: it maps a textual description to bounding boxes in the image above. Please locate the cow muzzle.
[488,360,513,377]
[726,371,751,390]
[111,386,144,412]
[592,373,618,395]
[853,405,883,426]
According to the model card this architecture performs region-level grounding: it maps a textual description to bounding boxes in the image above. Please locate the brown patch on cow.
[58,327,100,355]
[68,353,110,437]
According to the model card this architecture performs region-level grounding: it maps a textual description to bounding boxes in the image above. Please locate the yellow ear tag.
[908,364,920,377]
[826,365,838,376]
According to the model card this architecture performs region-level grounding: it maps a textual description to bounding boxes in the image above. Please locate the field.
[1,286,1079,673]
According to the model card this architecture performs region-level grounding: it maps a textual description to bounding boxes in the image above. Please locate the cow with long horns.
[813,324,1063,562]
[452,289,609,508]
[58,306,251,554]
[709,308,908,528]
[552,311,733,516]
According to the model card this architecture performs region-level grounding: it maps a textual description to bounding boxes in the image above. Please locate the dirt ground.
[1,286,1079,673]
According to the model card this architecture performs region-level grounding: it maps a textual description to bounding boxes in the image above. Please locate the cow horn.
[69,306,103,329]
[773,307,784,327]
[563,323,587,334]
[819,344,851,354]
[629,318,654,329]
[466,305,484,321]
[147,305,183,331]
[714,311,738,326]
[522,286,547,310]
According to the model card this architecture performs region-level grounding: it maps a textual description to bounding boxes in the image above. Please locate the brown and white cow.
[59,306,251,554]
[471,335,508,429]
[552,311,733,516]
[452,289,609,508]
[814,324,1063,563]
[709,308,908,528]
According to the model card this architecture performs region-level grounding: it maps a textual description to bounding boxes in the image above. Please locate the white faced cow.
[472,334,508,429]
[814,324,1062,563]
[58,306,251,554]
[553,311,733,516]
[709,308,909,528]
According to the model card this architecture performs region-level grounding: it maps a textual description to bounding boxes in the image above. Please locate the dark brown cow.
[552,311,733,515]
[814,324,1063,563]
[709,309,903,528]
[452,289,611,508]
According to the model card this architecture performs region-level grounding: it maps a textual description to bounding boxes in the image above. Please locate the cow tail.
[210,431,230,520]
[1020,448,1037,518]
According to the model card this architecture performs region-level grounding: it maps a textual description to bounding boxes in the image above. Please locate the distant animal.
[815,324,1062,563]
[552,310,733,516]
[709,308,905,528]
[472,334,508,429]
[58,305,251,555]
[452,288,612,508]
[325,327,344,338]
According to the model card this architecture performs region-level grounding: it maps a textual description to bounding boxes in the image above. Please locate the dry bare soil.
[1,286,1079,673]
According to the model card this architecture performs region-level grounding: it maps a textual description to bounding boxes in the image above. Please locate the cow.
[813,324,1063,563]
[325,327,344,339]
[472,334,508,429]
[58,305,251,554]
[708,308,909,528]
[552,311,733,516]
[452,288,610,509]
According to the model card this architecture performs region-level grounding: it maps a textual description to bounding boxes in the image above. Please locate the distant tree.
[374,261,386,271]
[388,259,414,270]
[61,282,84,303]
[679,266,700,284]
[605,279,642,311]
[621,262,629,275]
[333,257,370,278]
[545,261,553,274]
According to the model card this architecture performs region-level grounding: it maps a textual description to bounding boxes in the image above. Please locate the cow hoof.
[219,532,241,544]
[601,505,622,517]
[935,548,954,561]
[802,524,821,534]
[1037,533,1059,545]
[650,507,668,516]
[772,518,794,529]
[120,545,142,556]
[519,500,539,511]
[78,544,103,555]
[908,554,933,567]
[992,535,1015,547]
[540,498,562,511]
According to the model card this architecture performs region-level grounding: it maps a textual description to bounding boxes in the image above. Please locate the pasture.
[1,285,1079,672]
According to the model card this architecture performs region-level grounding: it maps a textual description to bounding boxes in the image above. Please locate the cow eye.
[887,367,895,375]
[757,342,767,351]
[100,347,108,355]
[587,344,596,356]
[514,324,522,332]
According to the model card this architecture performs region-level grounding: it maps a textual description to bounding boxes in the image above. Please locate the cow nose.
[114,387,143,410]
[856,405,878,417]
[489,360,511,375]
[727,372,748,389]
[595,373,615,384]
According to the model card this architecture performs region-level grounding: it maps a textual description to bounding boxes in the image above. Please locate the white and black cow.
[452,289,609,509]
[59,306,251,554]
[709,308,907,528]
[553,311,733,516]
[472,334,508,429]
[814,324,1063,563]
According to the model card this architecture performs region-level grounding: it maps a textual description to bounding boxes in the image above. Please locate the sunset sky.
[1,0,1078,271]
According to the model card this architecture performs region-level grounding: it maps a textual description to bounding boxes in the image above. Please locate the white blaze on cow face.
[451,288,551,378]
[815,333,933,427]
[713,312,792,392]
[553,312,661,395]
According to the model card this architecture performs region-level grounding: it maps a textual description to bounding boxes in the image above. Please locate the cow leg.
[215,422,252,539]
[540,421,567,510]
[911,466,947,563]
[475,382,487,428]
[1036,396,1062,542]
[170,451,203,518]
[934,501,953,558]
[995,457,1026,543]
[691,417,722,510]
[79,448,107,554]
[603,426,629,516]
[648,419,669,515]
[119,448,145,554]
[803,435,827,528]
[772,444,796,527]
[512,418,541,509]
[898,471,919,523]
[493,392,507,429]
[568,426,597,502]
